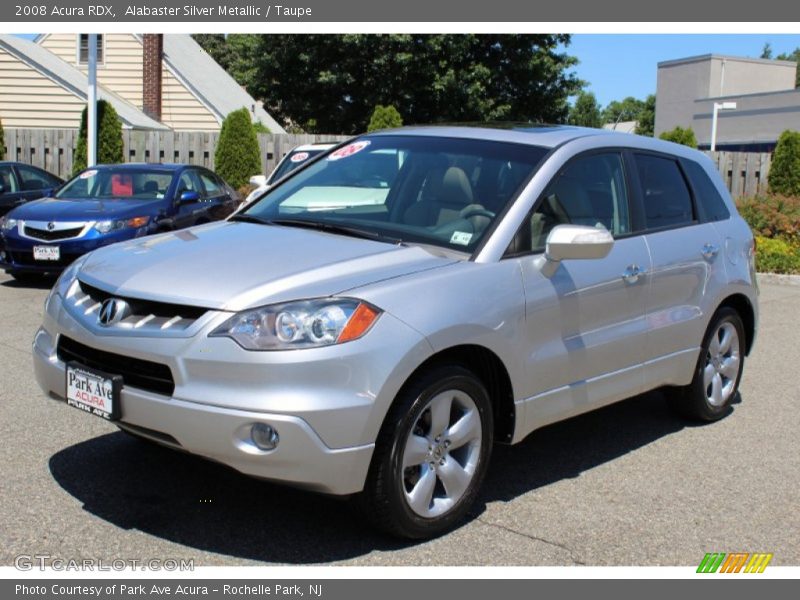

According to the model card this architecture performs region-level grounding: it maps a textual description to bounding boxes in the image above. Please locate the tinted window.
[635,154,694,230]
[682,160,730,222]
[17,165,58,191]
[0,166,18,193]
[523,153,631,252]
[199,172,223,197]
[176,170,202,196]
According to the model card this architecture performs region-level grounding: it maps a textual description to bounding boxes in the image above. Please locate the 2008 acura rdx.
[33,126,758,538]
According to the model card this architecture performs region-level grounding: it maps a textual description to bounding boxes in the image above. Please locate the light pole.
[87,34,98,167]
[710,101,737,152]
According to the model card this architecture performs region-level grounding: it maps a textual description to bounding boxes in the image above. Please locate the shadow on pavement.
[48,389,733,564]
[0,274,56,289]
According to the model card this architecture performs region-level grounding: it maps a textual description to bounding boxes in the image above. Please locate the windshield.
[269,147,330,182]
[244,135,547,252]
[56,168,174,200]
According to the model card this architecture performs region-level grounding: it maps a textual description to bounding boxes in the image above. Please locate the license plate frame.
[33,245,60,261]
[65,361,122,421]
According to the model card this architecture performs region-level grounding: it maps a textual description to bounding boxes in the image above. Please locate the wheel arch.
[397,344,516,444]
[715,293,756,355]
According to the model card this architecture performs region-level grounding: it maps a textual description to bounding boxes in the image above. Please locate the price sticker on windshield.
[290,152,310,163]
[328,141,370,161]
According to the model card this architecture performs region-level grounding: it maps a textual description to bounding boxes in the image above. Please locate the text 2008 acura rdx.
[33,126,758,538]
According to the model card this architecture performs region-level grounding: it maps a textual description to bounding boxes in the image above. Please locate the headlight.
[210,298,381,350]
[54,255,88,297]
[1,217,18,232]
[94,216,150,234]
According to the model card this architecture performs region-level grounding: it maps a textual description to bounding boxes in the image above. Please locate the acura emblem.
[47,222,56,231]
[98,298,129,326]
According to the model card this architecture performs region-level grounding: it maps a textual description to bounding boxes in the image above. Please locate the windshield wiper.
[229,214,274,226]
[268,218,404,245]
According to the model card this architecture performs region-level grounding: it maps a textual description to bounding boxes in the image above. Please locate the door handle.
[622,264,645,284]
[702,243,720,260]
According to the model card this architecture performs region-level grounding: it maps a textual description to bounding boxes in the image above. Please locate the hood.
[78,221,460,311]
[12,197,162,221]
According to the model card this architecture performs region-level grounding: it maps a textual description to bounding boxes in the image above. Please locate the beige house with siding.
[0,34,166,130]
[0,33,284,133]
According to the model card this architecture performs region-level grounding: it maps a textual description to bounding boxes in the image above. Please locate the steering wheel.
[460,207,496,220]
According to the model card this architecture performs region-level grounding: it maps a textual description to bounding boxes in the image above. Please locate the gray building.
[655,54,799,150]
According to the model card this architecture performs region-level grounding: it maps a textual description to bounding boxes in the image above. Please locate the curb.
[757,272,800,286]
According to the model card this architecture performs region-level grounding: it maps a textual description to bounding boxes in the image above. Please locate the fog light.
[251,423,279,451]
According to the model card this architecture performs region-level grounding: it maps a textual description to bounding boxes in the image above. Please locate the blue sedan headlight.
[94,216,150,234]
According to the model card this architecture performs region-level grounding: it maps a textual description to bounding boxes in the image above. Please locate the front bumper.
[0,227,142,274]
[33,289,431,495]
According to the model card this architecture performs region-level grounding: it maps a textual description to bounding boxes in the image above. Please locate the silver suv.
[33,126,758,538]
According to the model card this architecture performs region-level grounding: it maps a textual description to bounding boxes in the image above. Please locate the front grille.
[9,251,79,268]
[57,336,175,396]
[79,281,208,320]
[24,225,84,241]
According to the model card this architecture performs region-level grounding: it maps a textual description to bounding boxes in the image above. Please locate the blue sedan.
[0,163,239,279]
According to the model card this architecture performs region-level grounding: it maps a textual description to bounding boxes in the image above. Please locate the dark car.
[0,163,238,279]
[0,161,64,217]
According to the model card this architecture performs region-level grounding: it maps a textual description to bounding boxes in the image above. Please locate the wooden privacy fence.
[704,151,772,199]
[0,129,773,198]
[2,129,347,180]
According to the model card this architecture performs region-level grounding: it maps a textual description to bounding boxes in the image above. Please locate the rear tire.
[355,365,493,539]
[670,307,746,422]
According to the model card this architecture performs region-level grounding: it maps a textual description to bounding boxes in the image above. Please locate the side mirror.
[179,190,200,204]
[249,175,268,188]
[545,224,614,262]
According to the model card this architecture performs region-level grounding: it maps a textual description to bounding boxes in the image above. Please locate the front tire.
[355,365,493,539]
[670,307,746,422]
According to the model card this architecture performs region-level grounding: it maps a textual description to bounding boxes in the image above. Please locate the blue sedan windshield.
[56,168,174,201]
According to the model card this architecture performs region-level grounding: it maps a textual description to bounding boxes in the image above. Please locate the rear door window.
[682,159,731,222]
[634,154,695,230]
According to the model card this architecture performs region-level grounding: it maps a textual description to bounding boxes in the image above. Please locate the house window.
[78,34,104,65]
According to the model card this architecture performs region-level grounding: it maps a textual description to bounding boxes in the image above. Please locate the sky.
[13,33,800,108]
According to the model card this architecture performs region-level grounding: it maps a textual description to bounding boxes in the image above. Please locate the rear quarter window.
[682,159,731,222]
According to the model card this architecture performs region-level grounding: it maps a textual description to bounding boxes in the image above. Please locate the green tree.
[73,100,124,175]
[659,126,697,148]
[367,105,403,132]
[0,115,5,160]
[775,48,800,87]
[635,94,656,137]
[192,34,236,71]
[238,34,581,134]
[214,108,261,189]
[760,42,773,59]
[602,96,645,126]
[768,130,800,196]
[568,91,602,128]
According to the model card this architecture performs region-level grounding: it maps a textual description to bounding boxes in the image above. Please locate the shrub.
[754,236,800,274]
[659,126,697,148]
[0,115,5,160]
[768,130,800,196]
[73,100,124,175]
[737,195,800,245]
[214,108,261,189]
[367,105,403,132]
[253,121,271,134]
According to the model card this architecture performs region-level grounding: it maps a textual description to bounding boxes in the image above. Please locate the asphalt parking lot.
[0,272,798,567]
